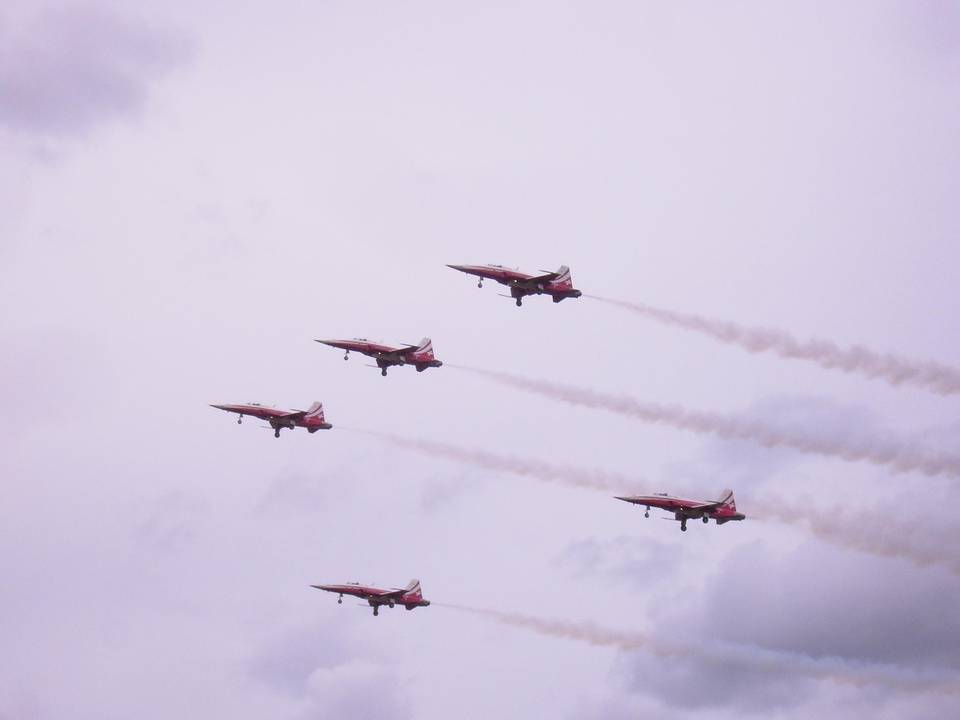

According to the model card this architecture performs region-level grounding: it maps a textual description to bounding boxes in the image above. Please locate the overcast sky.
[2,1,959,718]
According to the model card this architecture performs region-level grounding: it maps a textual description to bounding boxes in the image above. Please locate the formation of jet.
[446,263,582,306]
[210,262,750,622]
[210,401,332,438]
[615,488,745,532]
[315,337,443,376]
[311,579,430,616]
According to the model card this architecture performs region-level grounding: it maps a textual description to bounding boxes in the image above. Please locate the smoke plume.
[589,296,960,395]
[452,366,960,479]
[356,430,636,492]
[356,430,960,574]
[750,496,960,576]
[439,603,960,694]
[439,603,654,653]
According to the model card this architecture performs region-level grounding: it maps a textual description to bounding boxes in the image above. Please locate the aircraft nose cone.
[614,496,636,503]
[446,264,468,271]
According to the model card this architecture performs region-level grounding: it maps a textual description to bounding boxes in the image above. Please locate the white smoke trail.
[589,296,960,395]
[355,430,960,574]
[750,496,960,576]
[356,430,637,493]
[439,604,960,695]
[439,603,654,653]
[452,366,960,479]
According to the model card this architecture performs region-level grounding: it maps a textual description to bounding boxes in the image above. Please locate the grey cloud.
[0,4,191,136]
[615,646,820,713]
[604,537,960,714]
[565,693,664,720]
[701,541,960,670]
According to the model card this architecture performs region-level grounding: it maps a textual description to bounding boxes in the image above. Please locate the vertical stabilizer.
[415,338,434,359]
[553,265,573,289]
[717,488,736,510]
[305,402,325,421]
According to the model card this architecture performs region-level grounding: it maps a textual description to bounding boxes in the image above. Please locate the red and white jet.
[311,579,430,616]
[210,401,332,438]
[315,337,442,376]
[615,489,745,532]
[446,263,582,306]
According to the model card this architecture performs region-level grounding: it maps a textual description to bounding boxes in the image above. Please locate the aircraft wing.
[377,345,418,358]
[689,500,724,512]
[525,270,560,283]
[372,588,407,599]
[278,410,308,419]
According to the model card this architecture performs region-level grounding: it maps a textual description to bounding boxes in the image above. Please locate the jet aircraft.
[210,401,332,438]
[311,579,430,616]
[615,489,745,532]
[446,263,582,306]
[315,337,442,376]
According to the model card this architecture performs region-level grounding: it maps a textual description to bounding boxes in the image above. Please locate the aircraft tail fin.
[305,402,325,421]
[716,488,736,511]
[414,338,435,359]
[404,578,422,598]
[552,265,573,289]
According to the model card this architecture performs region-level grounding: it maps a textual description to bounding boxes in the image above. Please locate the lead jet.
[311,579,430,616]
[446,263,582,306]
[210,401,332,438]
[615,489,745,532]
[315,337,442,376]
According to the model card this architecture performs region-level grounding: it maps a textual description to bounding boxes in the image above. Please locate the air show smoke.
[452,366,960,479]
[360,430,960,574]
[439,604,960,695]
[750,497,960,576]
[356,430,636,492]
[439,603,653,652]
[589,296,960,395]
